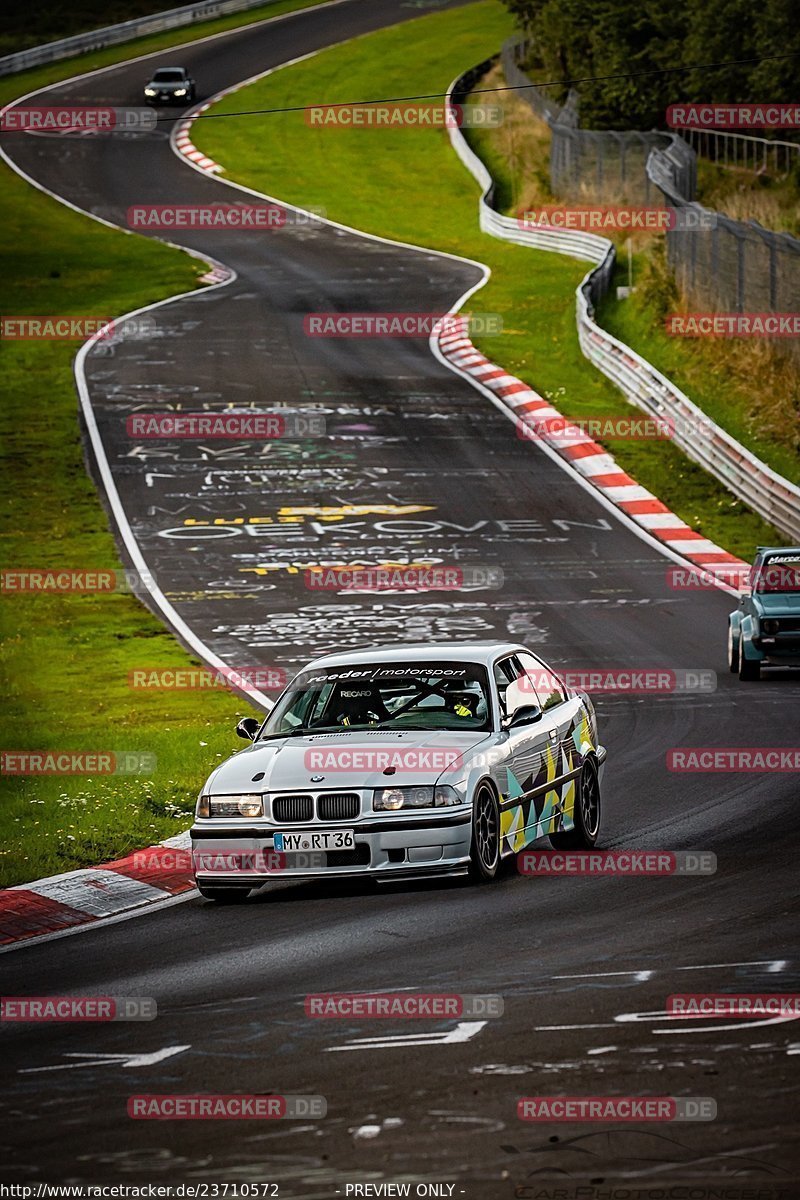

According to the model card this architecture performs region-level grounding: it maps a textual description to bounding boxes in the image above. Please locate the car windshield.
[755,558,800,594]
[259,662,492,737]
[152,69,185,82]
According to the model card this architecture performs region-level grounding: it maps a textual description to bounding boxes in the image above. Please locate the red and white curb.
[174,102,224,174]
[197,263,234,284]
[436,317,747,582]
[0,833,195,949]
[173,64,275,176]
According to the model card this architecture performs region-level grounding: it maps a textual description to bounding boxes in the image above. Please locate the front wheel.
[197,885,252,903]
[468,783,500,883]
[549,759,601,850]
[727,623,740,672]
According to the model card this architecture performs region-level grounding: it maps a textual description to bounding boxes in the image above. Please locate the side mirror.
[236,717,260,741]
[505,704,543,730]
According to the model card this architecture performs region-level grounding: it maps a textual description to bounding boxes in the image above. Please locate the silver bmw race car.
[191,641,607,901]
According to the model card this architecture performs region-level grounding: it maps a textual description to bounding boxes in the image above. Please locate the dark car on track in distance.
[144,66,196,105]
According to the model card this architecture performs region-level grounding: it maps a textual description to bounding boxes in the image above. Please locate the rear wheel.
[727,623,740,672]
[469,784,500,883]
[197,885,252,903]
[549,759,601,850]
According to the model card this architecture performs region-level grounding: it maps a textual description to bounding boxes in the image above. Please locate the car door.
[493,655,562,854]
[517,651,587,839]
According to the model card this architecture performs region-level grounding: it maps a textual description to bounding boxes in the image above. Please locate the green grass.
[0,129,262,889]
[0,0,332,107]
[0,0,345,889]
[194,0,783,556]
[696,158,800,238]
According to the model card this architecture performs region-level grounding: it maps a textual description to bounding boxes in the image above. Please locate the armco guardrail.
[446,65,800,543]
[0,0,282,76]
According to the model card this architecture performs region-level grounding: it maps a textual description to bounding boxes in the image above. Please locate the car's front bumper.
[145,93,187,105]
[190,807,473,886]
[751,634,800,666]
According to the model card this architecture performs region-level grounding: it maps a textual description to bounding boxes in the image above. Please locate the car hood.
[205,730,492,794]
[753,593,800,615]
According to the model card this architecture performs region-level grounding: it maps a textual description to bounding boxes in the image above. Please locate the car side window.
[494,656,537,720]
[517,651,567,711]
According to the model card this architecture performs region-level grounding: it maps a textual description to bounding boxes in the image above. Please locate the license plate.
[273,829,355,852]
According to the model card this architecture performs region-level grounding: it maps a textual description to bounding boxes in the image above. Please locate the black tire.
[197,885,252,903]
[549,758,601,850]
[727,623,740,673]
[739,652,761,681]
[468,783,500,883]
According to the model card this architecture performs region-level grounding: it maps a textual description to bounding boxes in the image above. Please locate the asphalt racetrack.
[1,0,798,1194]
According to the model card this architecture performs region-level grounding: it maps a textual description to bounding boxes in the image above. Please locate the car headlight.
[196,794,264,818]
[145,88,157,96]
[762,619,779,634]
[373,785,461,811]
[174,88,187,96]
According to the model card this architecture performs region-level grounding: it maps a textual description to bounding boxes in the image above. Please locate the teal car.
[728,546,800,680]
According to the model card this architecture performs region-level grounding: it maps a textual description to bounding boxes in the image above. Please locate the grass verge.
[194,0,784,555]
[1,0,348,891]
[0,93,280,886]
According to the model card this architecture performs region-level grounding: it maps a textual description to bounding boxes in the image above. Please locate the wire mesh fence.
[500,39,692,205]
[681,128,800,176]
[502,37,800,364]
